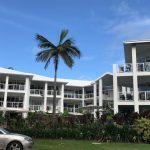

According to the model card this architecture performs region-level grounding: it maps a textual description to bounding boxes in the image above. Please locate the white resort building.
[0,40,150,118]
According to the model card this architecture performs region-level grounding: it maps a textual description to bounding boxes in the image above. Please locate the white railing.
[137,62,150,72]
[0,101,3,107]
[64,93,82,99]
[30,89,44,95]
[118,63,132,73]
[46,105,61,112]
[139,91,150,101]
[0,83,5,89]
[64,107,78,113]
[118,91,133,101]
[29,105,44,111]
[103,90,113,100]
[85,93,94,99]
[8,84,25,91]
[7,102,23,108]
[47,90,61,96]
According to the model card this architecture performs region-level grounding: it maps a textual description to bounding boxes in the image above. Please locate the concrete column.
[132,46,139,113]
[113,64,118,114]
[99,79,103,107]
[3,76,9,109]
[44,82,48,112]
[60,84,64,113]
[73,104,75,113]
[23,77,30,118]
[93,83,97,106]
[82,87,85,107]
[93,83,97,118]
[99,79,103,116]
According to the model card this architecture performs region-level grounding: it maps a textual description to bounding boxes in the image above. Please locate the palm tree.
[35,29,81,115]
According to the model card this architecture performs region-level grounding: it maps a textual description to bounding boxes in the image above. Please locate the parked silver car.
[0,128,32,150]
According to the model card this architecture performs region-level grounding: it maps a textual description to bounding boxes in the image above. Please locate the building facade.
[0,40,150,118]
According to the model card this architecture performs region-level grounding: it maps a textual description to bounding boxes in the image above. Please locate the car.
[0,128,32,150]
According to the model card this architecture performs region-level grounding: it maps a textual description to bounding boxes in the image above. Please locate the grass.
[33,139,150,150]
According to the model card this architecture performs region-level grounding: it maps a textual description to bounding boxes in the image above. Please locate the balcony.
[0,101,3,107]
[118,91,133,101]
[64,107,79,113]
[7,102,23,108]
[103,90,113,100]
[29,105,44,111]
[47,90,61,96]
[64,92,82,99]
[85,93,94,99]
[0,83,5,90]
[8,84,25,91]
[118,63,132,73]
[30,89,44,96]
[137,62,150,72]
[46,105,61,112]
[139,91,150,101]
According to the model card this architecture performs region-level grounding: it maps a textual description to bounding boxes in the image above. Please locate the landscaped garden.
[0,109,150,146]
[33,139,150,150]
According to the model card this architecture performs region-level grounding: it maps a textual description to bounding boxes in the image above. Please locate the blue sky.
[0,0,150,80]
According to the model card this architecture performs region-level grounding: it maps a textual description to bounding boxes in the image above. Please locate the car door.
[0,131,7,150]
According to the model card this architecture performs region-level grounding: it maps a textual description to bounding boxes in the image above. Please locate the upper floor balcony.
[47,90,61,96]
[139,91,150,101]
[118,91,134,102]
[118,63,132,73]
[85,93,94,99]
[137,62,150,72]
[118,62,150,73]
[64,92,82,99]
[30,89,44,96]
[0,83,5,90]
[8,84,25,91]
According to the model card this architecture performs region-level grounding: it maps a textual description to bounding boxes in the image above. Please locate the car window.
[0,131,4,134]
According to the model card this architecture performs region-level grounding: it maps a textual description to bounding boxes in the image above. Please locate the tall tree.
[35,29,81,115]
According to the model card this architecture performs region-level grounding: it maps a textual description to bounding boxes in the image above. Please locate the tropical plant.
[35,29,81,116]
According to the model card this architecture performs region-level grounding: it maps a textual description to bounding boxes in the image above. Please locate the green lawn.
[33,139,150,150]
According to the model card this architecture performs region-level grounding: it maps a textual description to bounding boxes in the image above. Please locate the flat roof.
[124,39,150,45]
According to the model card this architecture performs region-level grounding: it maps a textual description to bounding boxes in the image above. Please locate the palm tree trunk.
[53,67,57,115]
[52,56,58,126]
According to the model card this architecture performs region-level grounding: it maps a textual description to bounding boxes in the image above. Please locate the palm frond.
[67,45,81,58]
[59,29,69,44]
[35,34,56,49]
[36,49,55,63]
[60,52,74,68]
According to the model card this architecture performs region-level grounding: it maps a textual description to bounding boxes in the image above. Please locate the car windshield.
[1,128,10,134]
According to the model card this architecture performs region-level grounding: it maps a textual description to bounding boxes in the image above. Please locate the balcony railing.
[0,101,3,107]
[29,105,44,111]
[0,83,5,89]
[47,90,61,96]
[7,102,23,108]
[64,93,82,99]
[8,84,25,91]
[137,62,150,72]
[30,89,44,96]
[103,90,113,100]
[139,91,150,101]
[118,91,133,101]
[64,107,78,113]
[118,63,132,73]
[46,105,61,112]
[85,93,94,99]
